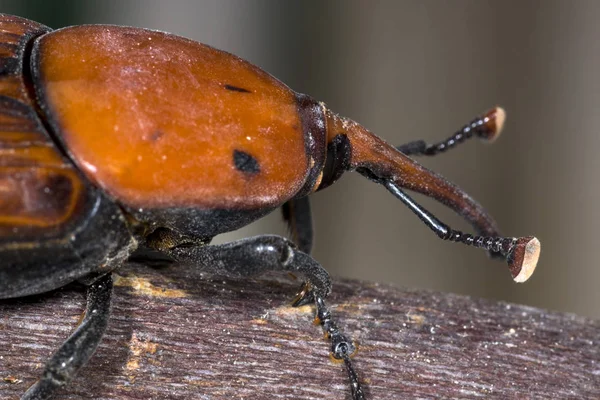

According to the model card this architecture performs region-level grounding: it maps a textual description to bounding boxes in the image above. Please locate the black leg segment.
[167,234,331,300]
[22,273,113,400]
[166,235,366,399]
[315,297,366,400]
[282,197,314,254]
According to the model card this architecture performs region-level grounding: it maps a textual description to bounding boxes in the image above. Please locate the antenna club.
[482,106,506,143]
[509,236,540,283]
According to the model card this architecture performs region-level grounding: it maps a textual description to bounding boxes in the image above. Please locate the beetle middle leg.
[396,107,504,156]
[21,274,113,400]
[156,233,365,399]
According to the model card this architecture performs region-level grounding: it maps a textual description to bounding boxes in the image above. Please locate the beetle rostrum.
[0,14,540,400]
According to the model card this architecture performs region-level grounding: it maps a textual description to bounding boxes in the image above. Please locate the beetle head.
[309,105,539,283]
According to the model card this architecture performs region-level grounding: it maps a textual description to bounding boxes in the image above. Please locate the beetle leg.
[282,197,314,254]
[397,107,505,156]
[21,273,113,400]
[315,296,365,400]
[166,235,365,399]
[167,234,330,301]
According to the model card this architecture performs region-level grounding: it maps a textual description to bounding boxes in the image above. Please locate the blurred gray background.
[3,0,598,319]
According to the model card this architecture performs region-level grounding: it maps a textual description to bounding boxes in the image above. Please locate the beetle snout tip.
[509,236,540,283]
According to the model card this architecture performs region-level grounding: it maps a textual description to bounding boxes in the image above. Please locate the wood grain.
[1,261,598,399]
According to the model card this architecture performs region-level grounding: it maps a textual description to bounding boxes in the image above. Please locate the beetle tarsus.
[21,274,113,400]
[343,353,366,400]
[315,297,366,400]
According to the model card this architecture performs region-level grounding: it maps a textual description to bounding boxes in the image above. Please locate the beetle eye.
[316,134,351,191]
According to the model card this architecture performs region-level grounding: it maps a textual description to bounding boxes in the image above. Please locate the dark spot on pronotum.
[233,150,260,174]
[224,84,252,93]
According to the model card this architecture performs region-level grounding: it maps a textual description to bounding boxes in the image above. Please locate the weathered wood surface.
[0,261,598,399]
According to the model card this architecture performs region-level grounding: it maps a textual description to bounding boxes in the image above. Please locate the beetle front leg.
[22,274,113,400]
[397,107,504,156]
[282,196,314,254]
[167,235,329,303]
[165,235,366,400]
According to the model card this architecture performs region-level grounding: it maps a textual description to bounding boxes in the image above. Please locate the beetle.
[0,14,541,400]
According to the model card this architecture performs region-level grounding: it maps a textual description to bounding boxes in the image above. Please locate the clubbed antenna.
[398,107,505,156]
[320,107,540,281]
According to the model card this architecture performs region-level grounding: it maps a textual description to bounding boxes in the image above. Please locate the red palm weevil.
[0,14,540,400]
